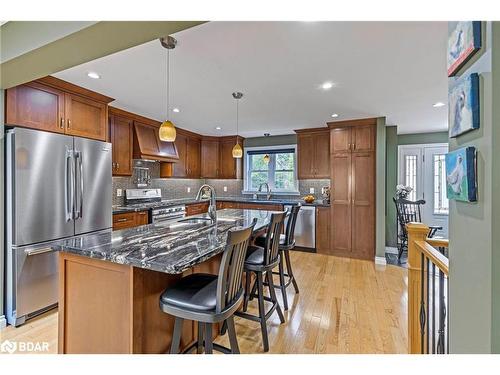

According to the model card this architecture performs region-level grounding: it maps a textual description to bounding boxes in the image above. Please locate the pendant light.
[232,92,243,158]
[159,36,177,142]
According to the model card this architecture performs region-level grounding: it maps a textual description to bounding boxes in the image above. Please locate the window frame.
[243,144,299,194]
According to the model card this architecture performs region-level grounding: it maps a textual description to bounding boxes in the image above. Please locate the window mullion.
[269,154,276,190]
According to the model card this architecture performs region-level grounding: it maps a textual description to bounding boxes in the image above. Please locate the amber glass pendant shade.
[159,120,177,142]
[232,142,243,158]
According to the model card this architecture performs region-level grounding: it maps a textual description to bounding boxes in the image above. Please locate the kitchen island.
[55,209,277,354]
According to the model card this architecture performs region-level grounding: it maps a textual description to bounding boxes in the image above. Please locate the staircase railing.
[407,223,449,354]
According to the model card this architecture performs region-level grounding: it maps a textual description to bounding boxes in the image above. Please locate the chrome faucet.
[196,184,217,223]
[257,182,272,200]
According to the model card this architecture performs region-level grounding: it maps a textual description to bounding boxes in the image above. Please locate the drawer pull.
[116,218,129,222]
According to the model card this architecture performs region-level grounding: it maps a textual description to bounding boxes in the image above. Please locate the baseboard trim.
[385,246,398,255]
[375,256,387,266]
[0,315,7,330]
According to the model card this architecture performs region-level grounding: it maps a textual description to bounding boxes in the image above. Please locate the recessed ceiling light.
[433,102,445,108]
[331,113,339,118]
[215,126,222,130]
[87,72,100,79]
[321,81,334,90]
[172,108,180,113]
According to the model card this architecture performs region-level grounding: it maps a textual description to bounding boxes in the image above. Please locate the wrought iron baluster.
[419,253,426,354]
[437,269,446,354]
[426,257,430,354]
[432,263,436,354]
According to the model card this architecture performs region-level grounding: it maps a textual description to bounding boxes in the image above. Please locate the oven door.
[152,213,186,225]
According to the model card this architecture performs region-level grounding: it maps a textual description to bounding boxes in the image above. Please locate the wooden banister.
[407,223,449,354]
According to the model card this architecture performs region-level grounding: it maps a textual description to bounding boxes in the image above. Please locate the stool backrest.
[283,204,301,247]
[263,212,286,265]
[216,219,257,313]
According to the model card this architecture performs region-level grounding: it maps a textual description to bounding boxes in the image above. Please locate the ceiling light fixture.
[215,126,222,130]
[331,113,339,118]
[321,81,334,90]
[172,108,180,113]
[158,35,177,142]
[433,102,446,108]
[232,92,243,159]
[87,72,100,79]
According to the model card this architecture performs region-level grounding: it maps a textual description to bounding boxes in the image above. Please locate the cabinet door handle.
[60,118,65,129]
[116,162,120,169]
[67,119,71,129]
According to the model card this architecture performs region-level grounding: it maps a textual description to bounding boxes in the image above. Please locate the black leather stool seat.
[245,245,265,265]
[160,273,218,312]
[254,234,286,248]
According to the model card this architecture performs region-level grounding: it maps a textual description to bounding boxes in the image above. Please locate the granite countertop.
[55,209,277,274]
[112,196,329,214]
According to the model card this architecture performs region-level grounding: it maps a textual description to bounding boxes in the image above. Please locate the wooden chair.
[393,197,442,261]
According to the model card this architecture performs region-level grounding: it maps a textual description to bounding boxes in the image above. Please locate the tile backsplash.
[112,161,330,205]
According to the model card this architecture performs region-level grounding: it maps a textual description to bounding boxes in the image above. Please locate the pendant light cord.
[167,48,170,121]
[236,98,239,144]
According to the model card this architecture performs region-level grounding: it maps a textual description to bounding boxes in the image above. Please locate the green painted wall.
[244,134,297,147]
[397,131,449,145]
[375,118,387,258]
[385,126,398,247]
[448,21,497,353]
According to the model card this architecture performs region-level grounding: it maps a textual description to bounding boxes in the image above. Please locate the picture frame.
[449,73,480,138]
[447,21,481,77]
[445,146,477,202]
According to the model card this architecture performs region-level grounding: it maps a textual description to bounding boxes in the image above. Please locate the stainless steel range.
[124,189,186,224]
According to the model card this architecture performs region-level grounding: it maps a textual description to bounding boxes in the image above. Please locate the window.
[433,154,449,214]
[404,155,418,201]
[244,146,298,193]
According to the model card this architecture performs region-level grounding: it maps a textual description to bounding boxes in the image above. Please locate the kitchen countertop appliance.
[5,127,112,326]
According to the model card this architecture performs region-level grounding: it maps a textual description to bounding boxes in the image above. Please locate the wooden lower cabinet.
[216,201,283,212]
[58,252,222,353]
[185,202,209,216]
[112,211,149,230]
[315,206,331,255]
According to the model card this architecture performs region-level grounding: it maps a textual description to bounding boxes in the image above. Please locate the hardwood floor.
[0,251,408,354]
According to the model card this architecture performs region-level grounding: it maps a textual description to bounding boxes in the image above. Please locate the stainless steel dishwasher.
[284,205,316,250]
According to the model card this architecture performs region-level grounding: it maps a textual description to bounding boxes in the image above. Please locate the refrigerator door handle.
[75,151,83,219]
[64,149,74,222]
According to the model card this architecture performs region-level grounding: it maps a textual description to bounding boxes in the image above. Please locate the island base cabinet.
[58,252,222,354]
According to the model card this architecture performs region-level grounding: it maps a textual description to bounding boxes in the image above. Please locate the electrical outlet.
[309,187,315,194]
[117,189,123,197]
[224,186,228,192]
[187,187,191,193]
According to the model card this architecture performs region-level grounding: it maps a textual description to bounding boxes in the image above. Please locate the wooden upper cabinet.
[297,134,314,179]
[296,128,330,179]
[201,139,220,178]
[6,82,65,133]
[5,77,114,141]
[186,137,201,178]
[219,136,243,179]
[172,133,188,178]
[313,132,330,178]
[65,93,107,141]
[330,127,351,153]
[352,125,375,152]
[110,114,133,176]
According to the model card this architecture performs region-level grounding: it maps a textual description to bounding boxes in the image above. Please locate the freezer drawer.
[6,243,59,326]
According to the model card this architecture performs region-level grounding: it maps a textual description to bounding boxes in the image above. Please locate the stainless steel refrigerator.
[5,127,112,326]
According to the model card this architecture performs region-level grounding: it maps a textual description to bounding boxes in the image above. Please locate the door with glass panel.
[398,144,448,238]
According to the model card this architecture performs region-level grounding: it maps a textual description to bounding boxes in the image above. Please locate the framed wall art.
[449,73,480,138]
[447,21,481,77]
[445,146,477,202]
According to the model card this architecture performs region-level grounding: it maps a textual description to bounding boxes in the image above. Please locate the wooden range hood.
[133,121,179,162]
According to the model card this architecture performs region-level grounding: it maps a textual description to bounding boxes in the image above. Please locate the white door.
[423,146,449,237]
[398,144,449,238]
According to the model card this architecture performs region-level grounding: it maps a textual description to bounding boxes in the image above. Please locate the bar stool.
[159,219,257,354]
[235,212,286,352]
[254,204,301,310]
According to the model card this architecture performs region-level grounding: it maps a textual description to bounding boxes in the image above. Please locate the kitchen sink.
[178,217,213,225]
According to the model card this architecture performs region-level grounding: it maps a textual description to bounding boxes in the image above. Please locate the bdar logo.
[1,340,17,354]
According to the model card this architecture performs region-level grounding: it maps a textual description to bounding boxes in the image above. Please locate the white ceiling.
[54,21,448,137]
